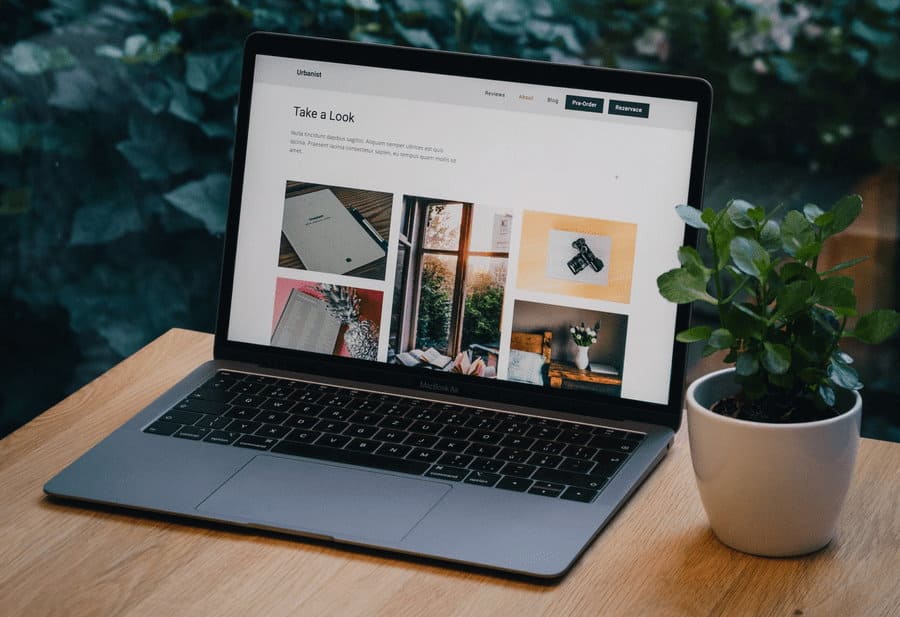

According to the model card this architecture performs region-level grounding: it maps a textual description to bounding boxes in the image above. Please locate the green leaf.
[167,79,204,122]
[677,246,710,278]
[185,49,241,100]
[116,115,193,181]
[828,357,862,390]
[849,19,894,47]
[730,236,770,279]
[735,352,759,376]
[725,199,755,229]
[759,219,780,251]
[728,64,757,94]
[817,276,856,314]
[818,384,836,408]
[70,200,143,245]
[799,367,824,384]
[762,342,791,375]
[163,173,230,235]
[722,303,766,339]
[676,326,712,343]
[2,41,75,75]
[707,328,734,350]
[828,195,862,235]
[850,309,900,343]
[657,268,716,305]
[803,203,825,223]
[709,213,737,270]
[779,262,819,284]
[821,257,868,275]
[775,280,813,317]
[674,204,708,230]
[781,210,819,260]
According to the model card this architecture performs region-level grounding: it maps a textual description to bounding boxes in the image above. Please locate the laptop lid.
[214,33,711,432]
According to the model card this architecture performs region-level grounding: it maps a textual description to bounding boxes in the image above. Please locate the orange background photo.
[516,211,637,303]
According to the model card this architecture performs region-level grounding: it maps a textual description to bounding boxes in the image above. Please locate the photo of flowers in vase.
[570,322,600,370]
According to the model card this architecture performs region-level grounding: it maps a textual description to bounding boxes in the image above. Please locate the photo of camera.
[567,237,605,275]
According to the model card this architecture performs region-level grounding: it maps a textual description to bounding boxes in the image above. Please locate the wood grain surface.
[2,329,898,617]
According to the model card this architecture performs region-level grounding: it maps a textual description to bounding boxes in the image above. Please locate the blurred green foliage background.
[2,0,898,439]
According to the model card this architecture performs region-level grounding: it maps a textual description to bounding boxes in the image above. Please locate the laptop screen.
[223,37,707,413]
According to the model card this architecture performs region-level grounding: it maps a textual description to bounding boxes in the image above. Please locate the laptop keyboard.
[143,371,645,503]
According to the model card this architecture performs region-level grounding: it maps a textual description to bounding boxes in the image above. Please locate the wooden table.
[548,361,622,393]
[2,329,898,617]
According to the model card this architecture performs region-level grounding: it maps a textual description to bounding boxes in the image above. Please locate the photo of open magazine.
[279,182,391,280]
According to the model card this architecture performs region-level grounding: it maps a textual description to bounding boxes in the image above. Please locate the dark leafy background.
[2,0,898,440]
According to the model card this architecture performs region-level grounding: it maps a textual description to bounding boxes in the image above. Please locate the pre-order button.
[565,95,604,113]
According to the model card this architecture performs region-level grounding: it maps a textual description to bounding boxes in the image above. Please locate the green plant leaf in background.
[163,173,230,235]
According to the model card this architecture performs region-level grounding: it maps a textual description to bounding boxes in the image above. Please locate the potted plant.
[570,322,600,370]
[657,195,900,556]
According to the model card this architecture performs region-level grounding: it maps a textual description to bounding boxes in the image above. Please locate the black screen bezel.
[214,32,711,432]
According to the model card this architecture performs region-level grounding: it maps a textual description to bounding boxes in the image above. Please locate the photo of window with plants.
[279,181,392,281]
[508,300,628,397]
[388,196,512,377]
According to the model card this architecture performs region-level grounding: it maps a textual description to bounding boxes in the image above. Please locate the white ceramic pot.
[686,368,861,557]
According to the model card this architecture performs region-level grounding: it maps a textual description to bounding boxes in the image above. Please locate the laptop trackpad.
[196,455,450,542]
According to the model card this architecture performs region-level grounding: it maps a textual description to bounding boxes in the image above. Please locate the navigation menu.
[565,95,604,113]
[608,99,650,118]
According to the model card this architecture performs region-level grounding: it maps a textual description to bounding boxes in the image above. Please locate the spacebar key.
[271,441,430,476]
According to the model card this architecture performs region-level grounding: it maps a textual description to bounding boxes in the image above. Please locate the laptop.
[45,33,711,579]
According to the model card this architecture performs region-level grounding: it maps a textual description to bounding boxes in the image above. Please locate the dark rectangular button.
[174,399,228,415]
[174,426,210,441]
[285,429,321,444]
[565,94,603,113]
[409,448,441,463]
[315,432,351,449]
[271,441,429,475]
[528,486,562,498]
[160,410,203,426]
[608,99,649,118]
[376,443,411,458]
[195,414,231,430]
[469,457,504,473]
[230,394,268,407]
[532,467,607,490]
[189,387,234,402]
[464,471,500,487]
[203,430,240,445]
[346,438,379,453]
[560,487,598,503]
[255,424,290,439]
[234,435,277,451]
[425,465,468,481]
[497,476,532,492]
[500,463,536,478]
[144,420,180,436]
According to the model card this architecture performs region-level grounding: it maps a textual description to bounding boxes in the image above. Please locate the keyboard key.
[160,410,203,426]
[624,431,645,442]
[242,374,278,385]
[174,399,228,415]
[560,487,598,503]
[376,443,411,458]
[466,416,500,431]
[313,419,349,434]
[270,441,429,475]
[234,435,277,451]
[380,416,413,430]
[195,414,230,430]
[590,436,637,453]
[528,485,563,498]
[189,387,234,402]
[562,445,597,460]
[469,457,504,473]
[425,465,468,481]
[409,448,441,463]
[225,419,261,434]
[498,448,532,463]
[174,426,211,441]
[499,435,534,449]
[346,424,378,439]
[497,420,529,435]
[285,428,321,443]
[229,382,264,395]
[257,411,289,425]
[437,425,472,439]
[464,471,501,487]
[465,443,500,458]
[405,434,439,448]
[526,425,561,440]
[346,438,380,453]
[231,394,267,408]
[350,411,384,426]
[259,385,295,399]
[501,463,536,478]
[470,431,502,444]
[528,453,563,468]
[255,424,290,439]
[594,427,629,439]
[290,403,324,416]
[437,410,469,425]
[225,406,260,421]
[374,429,409,443]
[558,429,592,445]
[285,414,319,430]
[532,440,566,455]
[144,420,181,436]
[437,453,473,467]
[558,457,595,474]
[497,476,532,492]
[531,468,607,491]
[594,451,627,468]
[315,432,351,449]
[407,408,440,421]
[532,481,565,492]
[260,399,296,413]
[204,374,238,389]
[409,421,441,435]
[435,438,468,452]
[320,407,354,422]
[203,430,240,445]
